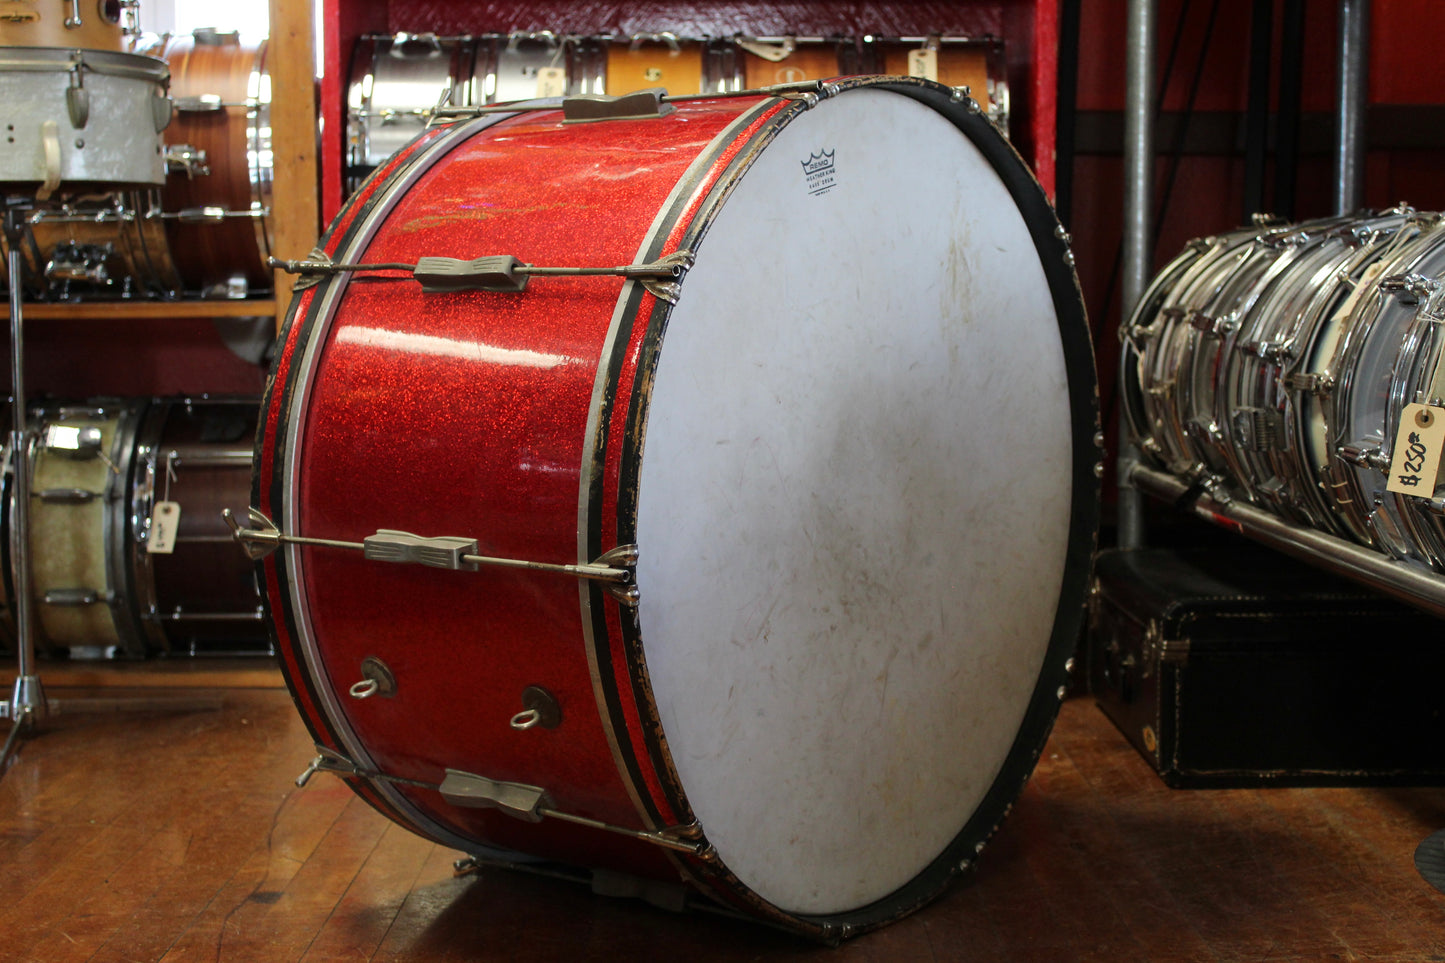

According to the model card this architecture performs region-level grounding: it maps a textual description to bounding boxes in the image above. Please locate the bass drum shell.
[129,397,266,654]
[258,77,1098,938]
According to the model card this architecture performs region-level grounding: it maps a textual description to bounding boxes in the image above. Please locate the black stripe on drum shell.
[611,77,1102,940]
[582,98,789,836]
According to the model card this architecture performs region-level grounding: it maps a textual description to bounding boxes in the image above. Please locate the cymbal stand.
[0,199,46,775]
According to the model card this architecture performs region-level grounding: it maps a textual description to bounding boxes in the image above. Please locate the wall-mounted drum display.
[0,396,266,658]
[347,33,474,182]
[865,36,1008,132]
[1122,207,1445,588]
[249,76,1098,937]
[731,36,859,88]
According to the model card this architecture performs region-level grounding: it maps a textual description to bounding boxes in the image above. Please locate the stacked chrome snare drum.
[1122,206,1445,588]
[346,31,1007,190]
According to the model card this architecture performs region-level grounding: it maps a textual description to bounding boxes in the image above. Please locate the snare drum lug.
[66,85,90,130]
[35,487,96,503]
[1283,371,1333,395]
[1381,272,1439,305]
[42,587,103,607]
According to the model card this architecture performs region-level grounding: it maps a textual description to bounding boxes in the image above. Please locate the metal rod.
[1117,0,1157,551]
[1334,0,1370,215]
[1130,463,1445,618]
[3,209,46,763]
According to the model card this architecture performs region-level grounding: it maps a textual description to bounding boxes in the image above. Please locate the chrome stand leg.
[1,204,46,776]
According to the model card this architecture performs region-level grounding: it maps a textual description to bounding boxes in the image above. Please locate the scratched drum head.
[634,84,1081,916]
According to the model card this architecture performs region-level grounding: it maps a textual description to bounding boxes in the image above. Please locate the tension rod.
[222,508,639,604]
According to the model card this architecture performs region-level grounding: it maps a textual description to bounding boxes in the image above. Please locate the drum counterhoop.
[253,76,1099,939]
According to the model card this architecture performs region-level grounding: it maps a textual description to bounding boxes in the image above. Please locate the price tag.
[1386,404,1445,496]
[147,501,181,554]
[907,49,938,82]
[536,67,566,98]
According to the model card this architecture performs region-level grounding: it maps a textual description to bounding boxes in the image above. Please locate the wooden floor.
[2,668,1443,962]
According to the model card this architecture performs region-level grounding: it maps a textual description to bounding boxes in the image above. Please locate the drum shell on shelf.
[128,396,264,654]
[0,46,169,190]
[347,33,473,174]
[25,399,144,656]
[134,29,273,296]
[258,76,1097,936]
[0,190,179,298]
[0,0,128,52]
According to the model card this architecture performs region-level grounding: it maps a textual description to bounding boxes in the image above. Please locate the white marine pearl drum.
[1122,206,1445,571]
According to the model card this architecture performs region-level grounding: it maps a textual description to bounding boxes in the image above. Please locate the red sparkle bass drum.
[252,76,1099,939]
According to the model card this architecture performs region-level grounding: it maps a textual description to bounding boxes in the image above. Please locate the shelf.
[19,299,278,321]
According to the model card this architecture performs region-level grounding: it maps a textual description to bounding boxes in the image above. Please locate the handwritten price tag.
[1386,404,1445,496]
[535,67,566,98]
[146,500,181,554]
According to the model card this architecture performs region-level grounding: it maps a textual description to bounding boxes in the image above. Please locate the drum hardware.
[36,487,95,503]
[431,78,829,122]
[349,655,396,699]
[160,144,204,178]
[269,249,694,304]
[294,744,711,855]
[1381,272,1439,305]
[45,241,112,286]
[735,37,795,61]
[1232,408,1284,450]
[222,507,640,601]
[42,586,105,605]
[510,685,561,730]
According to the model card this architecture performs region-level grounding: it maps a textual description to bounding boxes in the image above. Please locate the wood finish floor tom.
[0,0,133,51]
[254,75,1098,938]
[129,396,265,653]
[133,28,273,297]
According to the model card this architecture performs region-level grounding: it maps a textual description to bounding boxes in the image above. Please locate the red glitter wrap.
[262,97,775,877]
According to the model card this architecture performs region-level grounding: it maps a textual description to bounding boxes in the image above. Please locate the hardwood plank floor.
[2,686,1442,961]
